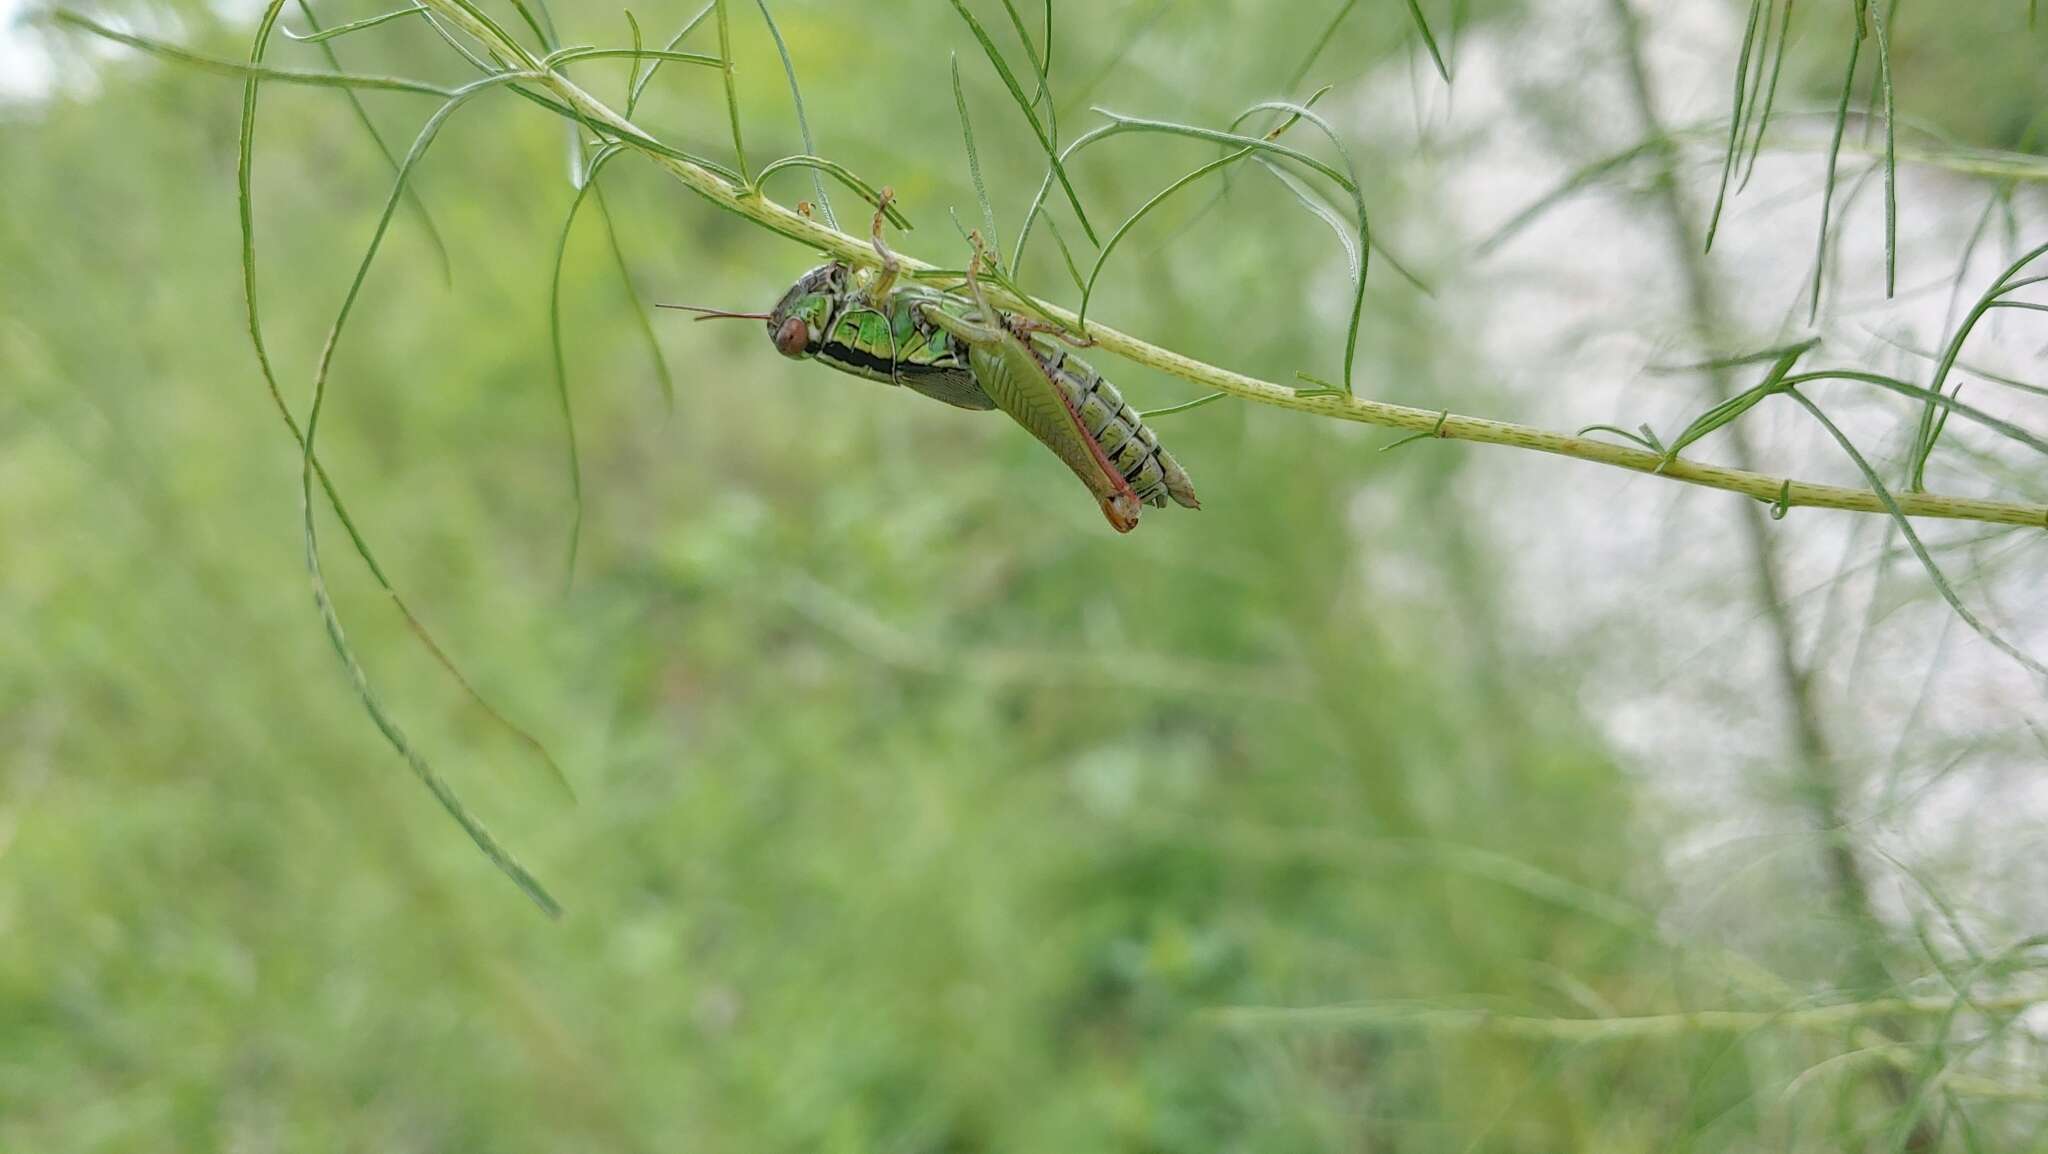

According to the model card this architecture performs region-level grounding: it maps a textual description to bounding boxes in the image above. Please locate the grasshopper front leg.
[922,240,1144,533]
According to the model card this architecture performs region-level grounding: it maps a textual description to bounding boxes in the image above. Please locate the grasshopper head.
[764,263,851,359]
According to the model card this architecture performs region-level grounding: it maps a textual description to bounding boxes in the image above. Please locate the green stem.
[408,0,2048,533]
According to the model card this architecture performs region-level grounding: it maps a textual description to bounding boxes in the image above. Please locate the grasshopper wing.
[897,366,997,411]
[927,307,1143,532]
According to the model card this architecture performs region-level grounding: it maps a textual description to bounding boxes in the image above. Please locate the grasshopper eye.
[773,316,809,357]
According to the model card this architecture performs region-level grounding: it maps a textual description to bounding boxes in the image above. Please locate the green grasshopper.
[667,198,1198,533]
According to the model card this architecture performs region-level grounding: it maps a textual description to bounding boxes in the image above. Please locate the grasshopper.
[667,195,1198,532]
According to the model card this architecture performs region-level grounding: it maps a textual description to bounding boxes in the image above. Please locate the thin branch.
[1214,991,2048,1041]
[405,0,2048,532]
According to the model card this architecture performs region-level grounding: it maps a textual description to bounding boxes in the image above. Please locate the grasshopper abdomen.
[1024,332,1200,512]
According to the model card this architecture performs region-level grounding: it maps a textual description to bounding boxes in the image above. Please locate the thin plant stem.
[405,0,2048,534]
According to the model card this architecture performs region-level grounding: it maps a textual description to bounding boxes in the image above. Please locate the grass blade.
[544,46,722,68]
[1661,339,1815,460]
[1287,0,1359,91]
[1080,148,1262,325]
[48,9,453,95]
[1401,0,1450,82]
[1786,389,2048,681]
[952,54,1001,256]
[996,0,1051,108]
[947,0,1097,245]
[754,0,834,228]
[419,7,499,73]
[283,4,427,43]
[629,2,714,112]
[292,0,453,285]
[1738,0,1795,190]
[1868,0,1897,297]
[1257,158,1361,283]
[233,0,573,812]
[1704,0,1762,252]
[1477,136,1665,255]
[713,0,748,181]
[1784,371,2048,459]
[1809,8,1864,322]
[547,145,605,591]
[591,181,677,411]
[295,71,564,915]
[1141,391,1229,419]
[1909,240,2048,487]
[754,156,911,229]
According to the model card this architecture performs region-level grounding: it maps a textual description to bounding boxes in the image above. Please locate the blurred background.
[3,0,2047,1149]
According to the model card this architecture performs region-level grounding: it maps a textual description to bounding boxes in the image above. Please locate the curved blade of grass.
[590,171,676,411]
[1808,9,1864,322]
[947,0,1096,245]
[994,0,1063,259]
[952,54,1001,257]
[1060,0,1172,114]
[437,0,531,59]
[1087,92,1344,308]
[1478,134,1671,256]
[1031,92,1334,284]
[230,1,572,809]
[622,10,644,103]
[1578,424,1663,452]
[1069,100,1372,387]
[1078,148,1262,326]
[498,0,552,52]
[1287,0,1357,90]
[1088,102,1370,390]
[1737,0,1796,190]
[1661,338,1815,461]
[1367,233,1433,297]
[1729,0,1773,151]
[48,9,455,94]
[1063,91,1349,325]
[1091,109,1357,190]
[995,0,1050,107]
[1041,216,1087,296]
[629,1,714,111]
[1038,0,1054,102]
[1401,0,1450,82]
[1141,391,1228,419]
[545,144,620,591]
[420,7,500,72]
[292,0,453,286]
[1910,240,2048,488]
[1862,327,2048,400]
[1041,0,1053,79]
[283,4,427,42]
[711,0,748,181]
[296,71,565,915]
[988,1,1059,245]
[753,156,910,229]
[1786,388,2048,681]
[544,46,722,68]
[409,0,2048,534]
[752,0,833,229]
[1868,0,1897,297]
[1256,159,1361,283]
[1703,0,1763,253]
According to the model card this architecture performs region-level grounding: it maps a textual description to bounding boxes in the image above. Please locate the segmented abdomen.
[1024,335,1200,511]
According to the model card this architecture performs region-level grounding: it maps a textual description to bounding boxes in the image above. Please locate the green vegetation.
[3,1,2045,1149]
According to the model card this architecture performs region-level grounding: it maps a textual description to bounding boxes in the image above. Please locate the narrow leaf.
[948,0,1097,244]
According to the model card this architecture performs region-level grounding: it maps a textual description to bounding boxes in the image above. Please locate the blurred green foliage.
[2,1,2044,1150]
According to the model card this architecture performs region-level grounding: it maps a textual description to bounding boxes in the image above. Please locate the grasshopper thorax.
[765,263,854,360]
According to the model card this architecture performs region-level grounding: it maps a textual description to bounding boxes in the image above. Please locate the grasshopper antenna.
[657,303,773,322]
